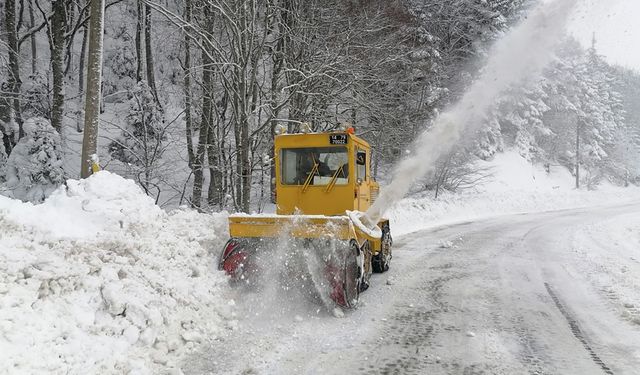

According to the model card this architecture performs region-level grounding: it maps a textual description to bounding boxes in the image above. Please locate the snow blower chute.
[218,125,393,309]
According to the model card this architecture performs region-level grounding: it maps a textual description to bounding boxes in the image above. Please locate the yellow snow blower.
[218,124,392,309]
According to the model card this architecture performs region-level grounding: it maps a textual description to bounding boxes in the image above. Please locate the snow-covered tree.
[476,37,625,187]
[3,117,65,202]
[545,39,624,183]
[109,81,166,195]
[478,82,552,161]
[610,66,640,183]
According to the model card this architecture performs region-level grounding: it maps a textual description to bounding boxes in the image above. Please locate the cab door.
[355,147,371,211]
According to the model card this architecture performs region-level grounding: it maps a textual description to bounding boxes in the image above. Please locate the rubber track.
[544,283,614,375]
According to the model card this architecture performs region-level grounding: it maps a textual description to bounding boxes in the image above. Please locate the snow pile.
[0,171,234,374]
[388,151,640,236]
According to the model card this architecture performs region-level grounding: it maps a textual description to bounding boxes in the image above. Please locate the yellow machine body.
[228,130,387,252]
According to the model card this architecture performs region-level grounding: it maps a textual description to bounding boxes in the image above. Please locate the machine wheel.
[360,240,372,292]
[342,240,361,308]
[218,238,256,283]
[372,224,392,273]
[329,240,361,309]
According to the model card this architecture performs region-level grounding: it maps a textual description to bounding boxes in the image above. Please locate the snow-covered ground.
[185,202,640,374]
[0,152,639,374]
[0,172,235,374]
[571,214,640,327]
[389,152,640,236]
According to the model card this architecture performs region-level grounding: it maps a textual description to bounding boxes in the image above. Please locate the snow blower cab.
[219,125,392,309]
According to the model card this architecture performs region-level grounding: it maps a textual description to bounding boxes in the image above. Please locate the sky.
[567,0,640,70]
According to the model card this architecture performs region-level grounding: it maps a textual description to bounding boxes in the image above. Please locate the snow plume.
[364,0,578,225]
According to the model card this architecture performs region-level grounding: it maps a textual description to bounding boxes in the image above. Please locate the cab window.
[356,150,367,182]
[281,147,349,185]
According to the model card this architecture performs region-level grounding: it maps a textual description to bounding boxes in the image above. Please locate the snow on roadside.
[0,172,235,374]
[388,152,640,236]
[571,214,640,326]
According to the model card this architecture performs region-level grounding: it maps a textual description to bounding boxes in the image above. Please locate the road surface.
[185,203,640,374]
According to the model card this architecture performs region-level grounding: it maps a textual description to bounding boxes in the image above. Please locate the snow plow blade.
[229,214,364,240]
[218,213,385,310]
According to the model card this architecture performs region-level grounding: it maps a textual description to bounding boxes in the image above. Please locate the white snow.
[388,151,640,236]
[346,210,382,239]
[0,154,638,374]
[0,171,234,374]
[570,214,640,327]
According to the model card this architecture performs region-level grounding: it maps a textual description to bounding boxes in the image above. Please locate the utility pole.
[80,0,105,178]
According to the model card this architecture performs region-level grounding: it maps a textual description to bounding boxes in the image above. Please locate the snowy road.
[186,203,640,375]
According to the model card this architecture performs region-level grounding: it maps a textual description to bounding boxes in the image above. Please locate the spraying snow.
[364,0,578,225]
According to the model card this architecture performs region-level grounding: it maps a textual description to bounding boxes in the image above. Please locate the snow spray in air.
[362,0,578,226]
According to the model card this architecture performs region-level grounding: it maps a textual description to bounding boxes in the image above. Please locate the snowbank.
[388,152,640,236]
[571,214,640,327]
[0,171,235,374]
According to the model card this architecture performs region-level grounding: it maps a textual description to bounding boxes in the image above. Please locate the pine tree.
[480,82,551,161]
[546,39,624,179]
[3,117,65,202]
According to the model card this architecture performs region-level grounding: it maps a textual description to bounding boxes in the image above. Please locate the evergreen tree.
[479,37,625,186]
[546,39,624,179]
[3,117,65,202]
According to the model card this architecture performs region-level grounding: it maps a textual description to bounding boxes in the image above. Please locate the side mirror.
[357,178,363,185]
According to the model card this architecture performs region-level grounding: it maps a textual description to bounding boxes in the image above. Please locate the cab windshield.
[281,147,349,185]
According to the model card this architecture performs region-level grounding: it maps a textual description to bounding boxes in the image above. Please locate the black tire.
[359,240,371,292]
[372,224,392,273]
[342,240,361,308]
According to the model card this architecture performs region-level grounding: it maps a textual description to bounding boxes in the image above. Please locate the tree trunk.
[135,0,143,82]
[144,3,160,108]
[192,12,214,209]
[28,0,36,74]
[207,118,222,208]
[50,0,66,133]
[5,0,24,140]
[80,0,105,178]
[204,6,222,209]
[76,22,88,132]
[191,127,208,209]
[183,0,195,169]
[240,115,251,213]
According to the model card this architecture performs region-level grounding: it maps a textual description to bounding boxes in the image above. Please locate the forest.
[1,0,638,211]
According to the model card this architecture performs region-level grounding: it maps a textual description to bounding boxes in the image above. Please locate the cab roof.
[275,131,370,149]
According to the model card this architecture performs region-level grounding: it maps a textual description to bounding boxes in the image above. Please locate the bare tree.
[76,2,88,133]
[428,150,493,199]
[135,0,144,83]
[28,0,37,74]
[4,0,24,141]
[144,3,160,108]
[182,0,195,170]
[80,0,105,178]
[49,0,67,133]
